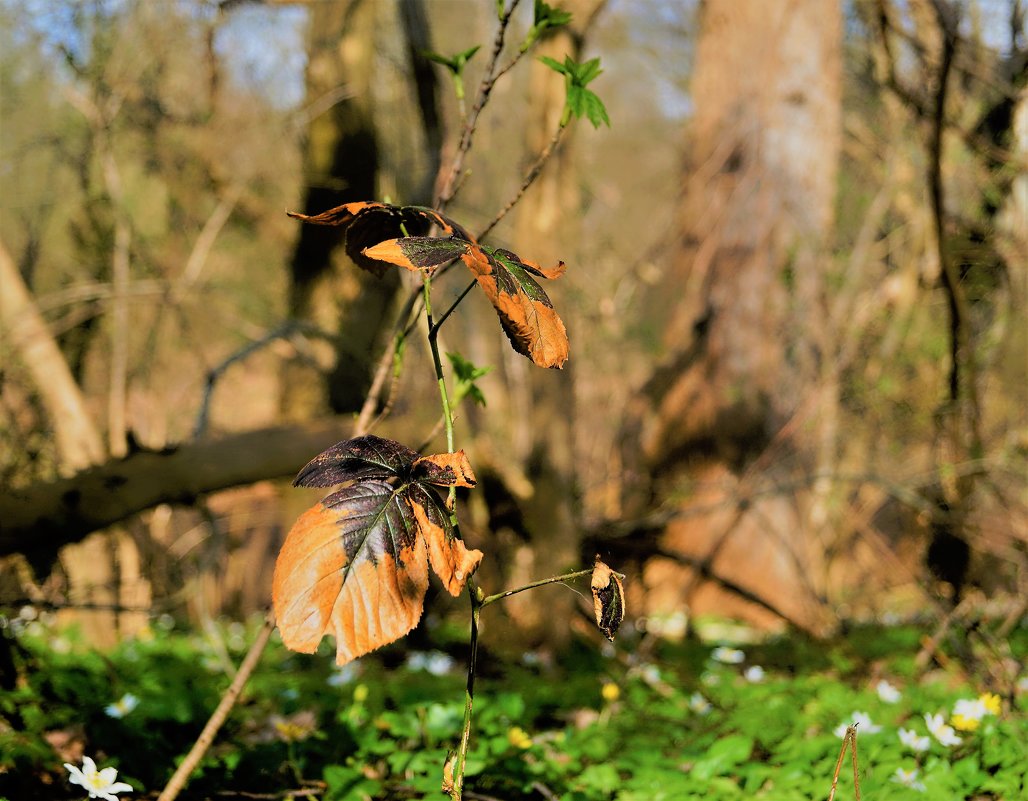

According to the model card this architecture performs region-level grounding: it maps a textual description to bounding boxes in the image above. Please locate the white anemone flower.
[688,692,712,715]
[710,646,745,664]
[834,711,882,738]
[405,650,455,676]
[64,756,134,800]
[891,767,926,792]
[898,727,931,752]
[744,665,766,683]
[875,679,901,703]
[924,712,962,746]
[104,693,139,719]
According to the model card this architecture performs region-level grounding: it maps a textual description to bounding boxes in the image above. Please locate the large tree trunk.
[619,0,843,632]
[280,0,398,420]
[480,0,606,648]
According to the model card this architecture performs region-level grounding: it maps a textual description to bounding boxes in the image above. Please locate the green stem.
[481,567,626,608]
[422,274,455,454]
[452,578,483,800]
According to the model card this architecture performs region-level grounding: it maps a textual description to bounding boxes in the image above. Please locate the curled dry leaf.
[364,236,569,369]
[590,556,626,642]
[287,201,471,276]
[289,200,570,369]
[273,435,483,665]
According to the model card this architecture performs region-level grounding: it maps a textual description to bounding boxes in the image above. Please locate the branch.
[928,0,983,456]
[0,237,106,472]
[0,418,366,563]
[158,612,276,801]
[433,0,524,210]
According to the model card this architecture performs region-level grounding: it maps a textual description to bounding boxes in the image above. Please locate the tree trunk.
[280,0,397,420]
[487,0,606,647]
[619,0,843,632]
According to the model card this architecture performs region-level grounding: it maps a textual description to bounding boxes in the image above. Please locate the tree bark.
[0,418,369,567]
[280,0,397,420]
[0,238,105,473]
[619,0,843,632]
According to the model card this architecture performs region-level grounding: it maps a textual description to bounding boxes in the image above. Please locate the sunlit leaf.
[273,435,483,665]
[287,201,472,276]
[460,245,569,369]
[291,201,570,368]
[590,556,625,642]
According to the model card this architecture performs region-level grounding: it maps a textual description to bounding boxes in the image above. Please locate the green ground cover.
[2,612,1025,800]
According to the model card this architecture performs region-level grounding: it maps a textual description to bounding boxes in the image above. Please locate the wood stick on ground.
[157,611,275,801]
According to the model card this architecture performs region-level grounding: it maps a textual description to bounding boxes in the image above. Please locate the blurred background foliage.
[0,0,1025,668]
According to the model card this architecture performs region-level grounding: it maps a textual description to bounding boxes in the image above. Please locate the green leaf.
[447,351,492,408]
[539,55,610,128]
[423,45,481,74]
[534,0,572,28]
[691,734,755,781]
[538,55,568,75]
[582,90,610,128]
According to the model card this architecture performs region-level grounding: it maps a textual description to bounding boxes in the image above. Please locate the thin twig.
[193,321,338,437]
[827,725,857,801]
[157,611,276,801]
[477,122,568,241]
[434,0,523,211]
[482,567,601,607]
[850,725,862,801]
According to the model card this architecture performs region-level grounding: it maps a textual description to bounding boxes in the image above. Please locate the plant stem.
[422,274,455,454]
[452,578,483,800]
[481,568,594,607]
[432,279,478,337]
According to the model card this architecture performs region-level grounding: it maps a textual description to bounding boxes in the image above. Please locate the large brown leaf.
[273,436,483,665]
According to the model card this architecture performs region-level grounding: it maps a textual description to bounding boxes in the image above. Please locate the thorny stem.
[478,122,568,241]
[434,0,524,211]
[452,578,483,800]
[422,274,455,454]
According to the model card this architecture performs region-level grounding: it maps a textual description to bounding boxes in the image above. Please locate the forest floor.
[2,609,1026,800]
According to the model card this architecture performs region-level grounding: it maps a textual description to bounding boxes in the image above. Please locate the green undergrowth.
[1,612,1026,800]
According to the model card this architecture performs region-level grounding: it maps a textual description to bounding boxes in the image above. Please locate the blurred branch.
[433,0,525,210]
[158,610,276,801]
[928,0,984,458]
[0,418,362,565]
[399,0,443,203]
[177,183,245,289]
[193,321,340,437]
[0,238,105,473]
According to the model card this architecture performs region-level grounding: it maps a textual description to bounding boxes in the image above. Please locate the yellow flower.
[353,683,369,703]
[507,726,532,749]
[271,710,317,742]
[951,713,981,732]
[979,692,1001,715]
[601,682,621,703]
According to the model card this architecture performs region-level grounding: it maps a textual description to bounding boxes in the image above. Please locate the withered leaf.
[590,556,626,642]
[290,200,570,369]
[461,245,569,369]
[287,201,472,277]
[362,236,470,274]
[366,236,569,369]
[273,435,483,665]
